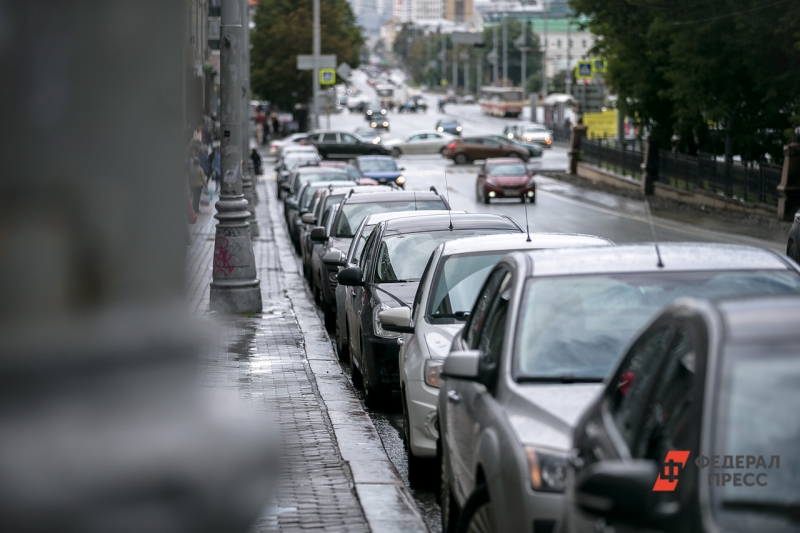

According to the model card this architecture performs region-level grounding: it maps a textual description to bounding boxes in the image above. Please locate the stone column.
[568,121,587,174]
[640,135,661,195]
[240,0,260,237]
[777,142,800,220]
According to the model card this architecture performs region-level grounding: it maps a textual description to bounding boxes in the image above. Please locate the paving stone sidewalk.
[185,176,427,533]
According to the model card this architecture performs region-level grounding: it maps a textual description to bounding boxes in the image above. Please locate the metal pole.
[452,43,458,93]
[565,17,572,96]
[441,33,447,86]
[493,24,499,83]
[521,22,527,91]
[542,0,548,97]
[502,13,508,82]
[477,59,482,93]
[464,56,470,94]
[211,0,262,313]
[313,0,321,128]
[241,0,260,236]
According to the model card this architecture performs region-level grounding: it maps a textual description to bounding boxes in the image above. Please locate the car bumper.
[364,336,400,388]
[483,182,536,199]
[406,379,439,458]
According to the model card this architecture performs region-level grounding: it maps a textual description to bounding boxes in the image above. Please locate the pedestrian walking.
[211,142,221,189]
[251,148,263,176]
[188,157,207,213]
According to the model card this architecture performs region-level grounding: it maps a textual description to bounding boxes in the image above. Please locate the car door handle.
[447,390,461,403]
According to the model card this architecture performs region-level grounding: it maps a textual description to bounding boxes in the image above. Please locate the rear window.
[334,199,446,237]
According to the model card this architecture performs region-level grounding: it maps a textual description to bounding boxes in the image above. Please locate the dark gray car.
[438,243,800,533]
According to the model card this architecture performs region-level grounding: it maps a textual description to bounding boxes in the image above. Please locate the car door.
[421,133,445,154]
[446,267,511,501]
[481,138,505,158]
[316,132,338,159]
[348,229,379,364]
[339,132,361,158]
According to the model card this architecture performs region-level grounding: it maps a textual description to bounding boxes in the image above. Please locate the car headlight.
[525,136,533,142]
[395,176,405,185]
[456,126,462,132]
[373,304,400,339]
[372,137,381,144]
[437,127,443,132]
[545,137,552,144]
[371,122,377,127]
[367,110,373,115]
[525,447,568,493]
[507,133,514,139]
[381,109,386,114]
[424,359,443,388]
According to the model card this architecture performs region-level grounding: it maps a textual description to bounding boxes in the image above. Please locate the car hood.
[505,384,603,450]
[373,281,418,308]
[486,175,529,186]
[420,323,464,359]
[362,171,402,180]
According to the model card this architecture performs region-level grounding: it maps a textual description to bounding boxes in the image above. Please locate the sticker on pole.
[320,69,336,85]
[576,61,593,80]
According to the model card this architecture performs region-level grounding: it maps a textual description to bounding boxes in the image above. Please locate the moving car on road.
[302,131,391,160]
[435,118,463,136]
[562,295,800,533]
[438,243,800,533]
[486,134,544,159]
[445,136,531,165]
[364,102,387,121]
[383,233,611,485]
[476,157,537,204]
[337,213,522,408]
[503,123,553,149]
[354,156,406,188]
[319,161,377,185]
[368,116,391,131]
[385,130,455,157]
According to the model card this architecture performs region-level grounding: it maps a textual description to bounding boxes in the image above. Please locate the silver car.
[384,130,456,157]
[438,243,800,533]
[380,233,611,486]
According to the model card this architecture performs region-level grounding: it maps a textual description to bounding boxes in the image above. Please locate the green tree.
[251,0,364,110]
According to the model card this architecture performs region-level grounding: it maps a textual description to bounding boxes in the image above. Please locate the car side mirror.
[399,167,406,171]
[309,227,327,243]
[575,460,677,528]
[301,213,317,224]
[322,249,346,266]
[441,350,481,380]
[337,266,363,286]
[378,307,414,334]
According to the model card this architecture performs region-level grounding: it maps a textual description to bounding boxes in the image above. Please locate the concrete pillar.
[210,0,262,313]
[777,142,800,220]
[568,121,587,174]
[640,135,661,195]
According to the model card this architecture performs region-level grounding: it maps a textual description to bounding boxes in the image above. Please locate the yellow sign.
[583,110,618,139]
[576,61,593,80]
[320,68,336,85]
[593,58,607,74]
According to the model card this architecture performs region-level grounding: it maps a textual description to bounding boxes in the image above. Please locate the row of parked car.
[273,147,800,532]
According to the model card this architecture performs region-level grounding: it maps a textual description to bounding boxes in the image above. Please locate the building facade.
[444,0,474,24]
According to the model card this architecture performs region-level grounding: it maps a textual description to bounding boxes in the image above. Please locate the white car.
[503,123,553,148]
[279,144,318,161]
[271,132,314,157]
[384,130,456,157]
[379,233,612,485]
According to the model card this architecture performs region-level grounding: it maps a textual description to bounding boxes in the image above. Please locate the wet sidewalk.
[185,178,427,533]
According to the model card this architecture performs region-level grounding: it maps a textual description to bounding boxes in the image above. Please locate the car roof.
[485,157,524,165]
[324,185,393,196]
[442,233,612,256]
[341,191,445,204]
[356,155,393,161]
[295,166,347,174]
[718,295,800,344]
[519,243,792,277]
[363,210,468,226]
[383,213,521,233]
[303,180,356,191]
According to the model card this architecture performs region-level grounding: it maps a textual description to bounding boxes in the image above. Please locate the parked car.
[354,156,406,188]
[276,153,320,197]
[445,136,530,165]
[318,160,378,185]
[384,130,456,157]
[436,118,463,136]
[486,134,544,159]
[438,243,800,533]
[476,157,537,204]
[337,213,522,407]
[503,123,553,148]
[271,131,318,157]
[282,168,350,243]
[383,233,611,485]
[302,131,391,160]
[562,295,800,533]
[296,182,359,273]
[787,209,800,262]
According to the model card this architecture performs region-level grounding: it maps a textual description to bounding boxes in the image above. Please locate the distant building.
[394,0,444,23]
[444,0,474,24]
[352,0,393,35]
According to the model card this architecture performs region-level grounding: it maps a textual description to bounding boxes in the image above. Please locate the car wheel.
[362,349,387,409]
[392,147,402,158]
[440,146,447,155]
[455,484,496,533]
[789,240,799,262]
[440,441,459,533]
[454,153,468,165]
[323,299,336,333]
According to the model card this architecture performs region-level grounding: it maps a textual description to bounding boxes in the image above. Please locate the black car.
[337,213,522,407]
[368,116,390,132]
[313,188,451,335]
[787,210,800,262]
[303,131,391,160]
[364,102,388,121]
[290,179,354,252]
[562,294,800,533]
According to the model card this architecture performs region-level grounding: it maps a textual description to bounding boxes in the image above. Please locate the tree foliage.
[251,0,364,110]
[570,0,800,159]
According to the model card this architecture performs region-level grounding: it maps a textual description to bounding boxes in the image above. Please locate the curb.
[260,178,429,533]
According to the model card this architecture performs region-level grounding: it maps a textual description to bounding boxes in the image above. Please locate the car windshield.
[344,166,363,179]
[429,252,507,321]
[524,125,547,133]
[359,159,397,172]
[322,194,345,214]
[334,200,446,237]
[710,345,800,525]
[515,271,800,381]
[488,163,527,176]
[299,185,321,210]
[441,120,458,126]
[375,230,514,283]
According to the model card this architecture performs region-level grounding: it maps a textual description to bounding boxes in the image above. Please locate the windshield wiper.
[723,501,800,521]
[516,375,604,384]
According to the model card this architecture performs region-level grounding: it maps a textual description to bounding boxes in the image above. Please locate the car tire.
[454,153,469,165]
[440,146,447,155]
[392,147,402,158]
[323,299,336,333]
[455,484,496,533]
[440,441,459,533]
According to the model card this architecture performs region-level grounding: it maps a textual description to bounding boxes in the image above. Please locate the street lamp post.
[461,50,470,94]
[313,0,321,128]
[565,16,572,96]
[493,24,499,83]
[240,0,259,237]
[542,0,548,97]
[502,13,508,82]
[210,0,262,313]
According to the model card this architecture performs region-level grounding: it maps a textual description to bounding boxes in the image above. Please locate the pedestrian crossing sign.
[576,61,593,80]
[593,58,607,74]
[320,69,336,85]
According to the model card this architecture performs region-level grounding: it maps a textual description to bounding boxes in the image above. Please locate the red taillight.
[447,142,457,149]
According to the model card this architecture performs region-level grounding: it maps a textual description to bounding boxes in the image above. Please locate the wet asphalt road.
[288,72,784,533]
